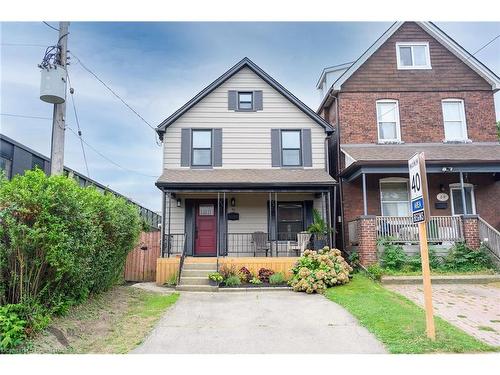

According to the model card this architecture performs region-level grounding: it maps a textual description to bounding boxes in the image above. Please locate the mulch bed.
[219,283,288,288]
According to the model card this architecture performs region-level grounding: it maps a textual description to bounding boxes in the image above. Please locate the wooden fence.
[124,231,161,282]
[156,258,181,286]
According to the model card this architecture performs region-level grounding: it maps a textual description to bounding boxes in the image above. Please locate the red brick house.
[317,22,500,265]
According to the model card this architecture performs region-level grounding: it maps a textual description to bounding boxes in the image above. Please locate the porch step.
[179,276,211,286]
[181,269,216,277]
[176,285,219,292]
[182,262,217,271]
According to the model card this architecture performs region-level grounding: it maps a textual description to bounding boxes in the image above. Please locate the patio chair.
[287,231,311,256]
[251,231,270,257]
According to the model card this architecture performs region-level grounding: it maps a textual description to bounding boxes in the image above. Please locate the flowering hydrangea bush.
[289,247,353,294]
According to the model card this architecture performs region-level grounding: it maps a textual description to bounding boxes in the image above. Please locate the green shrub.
[405,247,441,272]
[289,247,353,294]
[380,242,407,270]
[269,272,285,285]
[208,272,223,283]
[366,263,385,280]
[219,264,238,279]
[0,305,27,353]
[224,275,241,287]
[442,242,495,272]
[249,276,262,285]
[0,169,141,349]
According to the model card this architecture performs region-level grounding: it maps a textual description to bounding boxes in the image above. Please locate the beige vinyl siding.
[163,67,326,169]
[165,193,326,235]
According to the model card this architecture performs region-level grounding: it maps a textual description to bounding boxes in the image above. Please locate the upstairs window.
[396,42,431,69]
[281,130,302,166]
[238,92,253,110]
[442,99,468,141]
[376,100,401,143]
[191,129,212,166]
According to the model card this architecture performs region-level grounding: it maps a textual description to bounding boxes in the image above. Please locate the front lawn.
[325,274,497,353]
[26,286,178,354]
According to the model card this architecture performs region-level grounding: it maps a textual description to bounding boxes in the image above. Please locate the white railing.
[376,216,463,243]
[348,220,359,245]
[478,217,500,261]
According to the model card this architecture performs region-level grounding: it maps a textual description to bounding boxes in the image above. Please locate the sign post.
[408,152,436,341]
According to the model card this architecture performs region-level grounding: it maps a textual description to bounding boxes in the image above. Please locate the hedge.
[0,169,141,351]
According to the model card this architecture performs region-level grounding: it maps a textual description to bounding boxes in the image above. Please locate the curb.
[381,274,500,285]
[218,287,292,292]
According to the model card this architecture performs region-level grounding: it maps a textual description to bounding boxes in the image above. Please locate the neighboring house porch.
[340,143,500,265]
[157,169,337,259]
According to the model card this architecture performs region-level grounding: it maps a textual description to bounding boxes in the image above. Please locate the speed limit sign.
[408,152,428,223]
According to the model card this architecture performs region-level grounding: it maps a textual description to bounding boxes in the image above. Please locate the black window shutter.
[301,128,312,167]
[180,128,191,167]
[228,90,237,110]
[213,128,223,167]
[253,90,263,111]
[271,129,281,167]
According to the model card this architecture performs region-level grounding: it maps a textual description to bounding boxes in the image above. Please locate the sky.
[1,22,499,212]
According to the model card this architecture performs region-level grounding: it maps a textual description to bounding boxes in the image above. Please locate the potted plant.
[307,209,331,250]
[208,272,223,286]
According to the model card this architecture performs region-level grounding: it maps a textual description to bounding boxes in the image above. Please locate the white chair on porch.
[287,232,311,256]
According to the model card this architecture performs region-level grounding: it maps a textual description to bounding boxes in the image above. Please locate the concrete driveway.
[133,291,386,354]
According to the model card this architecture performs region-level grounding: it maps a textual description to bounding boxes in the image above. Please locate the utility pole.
[50,22,69,175]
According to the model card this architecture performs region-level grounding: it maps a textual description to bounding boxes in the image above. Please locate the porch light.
[231,197,236,207]
[176,198,182,207]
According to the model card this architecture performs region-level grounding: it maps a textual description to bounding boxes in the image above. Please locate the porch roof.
[156,168,336,191]
[341,143,500,181]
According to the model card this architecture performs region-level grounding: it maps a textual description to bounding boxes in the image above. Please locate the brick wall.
[463,215,480,249]
[337,91,497,144]
[357,216,377,266]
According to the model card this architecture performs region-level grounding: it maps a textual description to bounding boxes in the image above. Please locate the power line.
[42,22,59,32]
[0,43,47,47]
[472,34,500,56]
[65,125,158,178]
[68,51,159,134]
[66,72,90,177]
[1,113,52,120]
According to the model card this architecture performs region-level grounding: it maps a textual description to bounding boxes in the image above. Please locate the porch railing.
[376,216,463,243]
[478,217,500,261]
[224,232,305,257]
[162,233,185,257]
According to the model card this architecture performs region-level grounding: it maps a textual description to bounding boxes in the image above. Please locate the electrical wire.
[68,51,162,147]
[472,34,500,56]
[42,22,59,32]
[66,72,91,177]
[0,43,47,47]
[0,113,52,120]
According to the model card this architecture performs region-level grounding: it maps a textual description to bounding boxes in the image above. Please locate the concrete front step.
[176,285,218,292]
[182,263,217,271]
[179,276,211,286]
[181,269,216,277]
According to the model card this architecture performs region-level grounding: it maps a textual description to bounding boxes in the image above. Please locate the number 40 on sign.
[409,153,427,224]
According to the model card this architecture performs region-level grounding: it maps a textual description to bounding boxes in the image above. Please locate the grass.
[28,286,178,354]
[325,274,497,354]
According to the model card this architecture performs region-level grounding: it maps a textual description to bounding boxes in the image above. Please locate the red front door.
[194,201,217,256]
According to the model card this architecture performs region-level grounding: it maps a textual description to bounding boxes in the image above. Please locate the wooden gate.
[124,231,161,282]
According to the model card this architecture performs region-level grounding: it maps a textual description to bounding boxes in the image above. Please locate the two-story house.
[316,22,500,265]
[155,58,336,289]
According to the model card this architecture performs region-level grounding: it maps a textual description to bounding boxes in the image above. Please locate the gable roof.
[156,57,333,137]
[318,22,500,110]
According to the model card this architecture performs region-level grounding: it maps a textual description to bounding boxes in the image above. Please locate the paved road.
[386,283,500,347]
[133,291,386,354]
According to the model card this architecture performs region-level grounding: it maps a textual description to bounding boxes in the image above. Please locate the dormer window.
[396,42,431,70]
[238,92,253,110]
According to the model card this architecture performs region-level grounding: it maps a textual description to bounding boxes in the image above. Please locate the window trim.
[376,99,401,143]
[379,177,410,217]
[396,42,432,70]
[280,129,302,167]
[449,183,476,216]
[441,99,469,142]
[237,91,254,111]
[191,129,213,167]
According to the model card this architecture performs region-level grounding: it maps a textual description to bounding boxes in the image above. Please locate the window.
[277,202,304,241]
[376,100,401,142]
[0,157,12,179]
[442,99,468,141]
[396,42,431,69]
[238,92,253,110]
[192,129,212,166]
[281,130,302,166]
[380,179,410,216]
[450,184,476,215]
[199,204,215,216]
